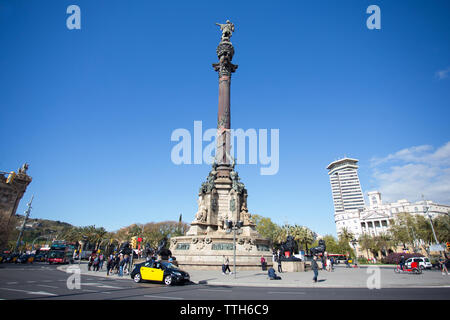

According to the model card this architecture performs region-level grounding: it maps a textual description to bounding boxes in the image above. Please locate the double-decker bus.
[47,241,76,264]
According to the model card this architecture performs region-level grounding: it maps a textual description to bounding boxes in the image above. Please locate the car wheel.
[164,275,173,286]
[133,273,141,283]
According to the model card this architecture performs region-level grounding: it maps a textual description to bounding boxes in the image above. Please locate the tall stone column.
[0,164,32,249]
[212,31,238,176]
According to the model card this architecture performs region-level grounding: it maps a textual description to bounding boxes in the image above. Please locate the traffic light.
[447,242,450,251]
[131,236,137,249]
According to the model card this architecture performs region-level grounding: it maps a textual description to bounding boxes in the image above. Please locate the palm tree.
[93,227,107,251]
[339,227,354,244]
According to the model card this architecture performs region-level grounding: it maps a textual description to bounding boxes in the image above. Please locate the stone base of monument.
[170,235,272,271]
[281,260,305,272]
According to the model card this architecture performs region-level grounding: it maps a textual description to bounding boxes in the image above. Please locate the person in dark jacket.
[399,255,406,271]
[268,267,281,280]
[277,255,283,273]
[106,255,114,276]
[312,256,319,283]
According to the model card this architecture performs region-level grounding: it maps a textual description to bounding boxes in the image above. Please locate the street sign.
[429,244,445,252]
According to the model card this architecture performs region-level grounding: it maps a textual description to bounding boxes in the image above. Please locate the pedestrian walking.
[88,253,96,271]
[99,253,104,270]
[123,255,130,275]
[119,255,125,277]
[326,257,331,272]
[345,257,351,268]
[277,255,283,273]
[312,256,319,283]
[93,255,100,271]
[114,254,120,274]
[439,255,448,275]
[106,255,114,276]
[222,255,231,274]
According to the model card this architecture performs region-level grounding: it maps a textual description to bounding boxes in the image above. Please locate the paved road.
[0,263,449,300]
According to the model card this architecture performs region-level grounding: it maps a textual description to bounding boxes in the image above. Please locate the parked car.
[131,260,190,285]
[405,257,432,270]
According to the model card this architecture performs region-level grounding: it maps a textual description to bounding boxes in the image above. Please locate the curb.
[56,264,450,289]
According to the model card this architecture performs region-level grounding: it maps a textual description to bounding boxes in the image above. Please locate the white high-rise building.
[327,158,450,240]
[327,158,366,237]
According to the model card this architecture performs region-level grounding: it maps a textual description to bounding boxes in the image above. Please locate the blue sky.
[1,0,449,236]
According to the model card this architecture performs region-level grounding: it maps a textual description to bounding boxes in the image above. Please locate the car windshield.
[161,262,178,270]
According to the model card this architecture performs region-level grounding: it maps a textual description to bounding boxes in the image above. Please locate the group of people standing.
[88,252,131,277]
[87,252,104,271]
[106,253,131,276]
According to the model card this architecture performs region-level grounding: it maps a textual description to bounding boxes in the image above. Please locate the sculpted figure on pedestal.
[215,20,234,42]
[230,170,245,194]
[240,203,253,225]
[18,163,29,175]
[195,203,208,223]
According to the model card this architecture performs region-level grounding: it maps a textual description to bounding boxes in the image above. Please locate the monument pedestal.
[170,234,272,270]
[281,260,305,272]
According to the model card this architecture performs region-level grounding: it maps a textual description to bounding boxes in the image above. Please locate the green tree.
[433,214,450,243]
[252,214,280,245]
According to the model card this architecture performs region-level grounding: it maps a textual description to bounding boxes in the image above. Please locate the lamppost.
[79,236,87,265]
[14,195,34,254]
[226,220,243,278]
[350,238,358,267]
[423,197,439,245]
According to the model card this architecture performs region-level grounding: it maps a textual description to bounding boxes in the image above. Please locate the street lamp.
[226,220,243,278]
[79,236,88,265]
[423,198,439,245]
[350,238,358,267]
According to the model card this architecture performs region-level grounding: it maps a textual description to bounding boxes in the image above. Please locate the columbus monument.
[0,164,32,249]
[169,21,272,270]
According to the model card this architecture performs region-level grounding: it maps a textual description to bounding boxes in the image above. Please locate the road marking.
[37,284,59,289]
[26,281,37,283]
[0,288,57,296]
[267,291,305,295]
[198,289,233,292]
[144,295,184,300]
[82,289,97,292]
[6,282,18,285]
[95,285,123,289]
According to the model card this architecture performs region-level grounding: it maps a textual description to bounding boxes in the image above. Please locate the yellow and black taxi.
[131,260,190,285]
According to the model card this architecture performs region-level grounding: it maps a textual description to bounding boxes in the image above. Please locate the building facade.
[327,158,450,240]
[326,158,366,238]
[359,191,450,237]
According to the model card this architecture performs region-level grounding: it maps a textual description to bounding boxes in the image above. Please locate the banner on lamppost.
[429,244,445,252]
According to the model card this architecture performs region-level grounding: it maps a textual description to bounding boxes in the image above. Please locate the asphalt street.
[0,263,449,300]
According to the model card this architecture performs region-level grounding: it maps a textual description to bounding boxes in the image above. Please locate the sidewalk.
[57,262,450,288]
